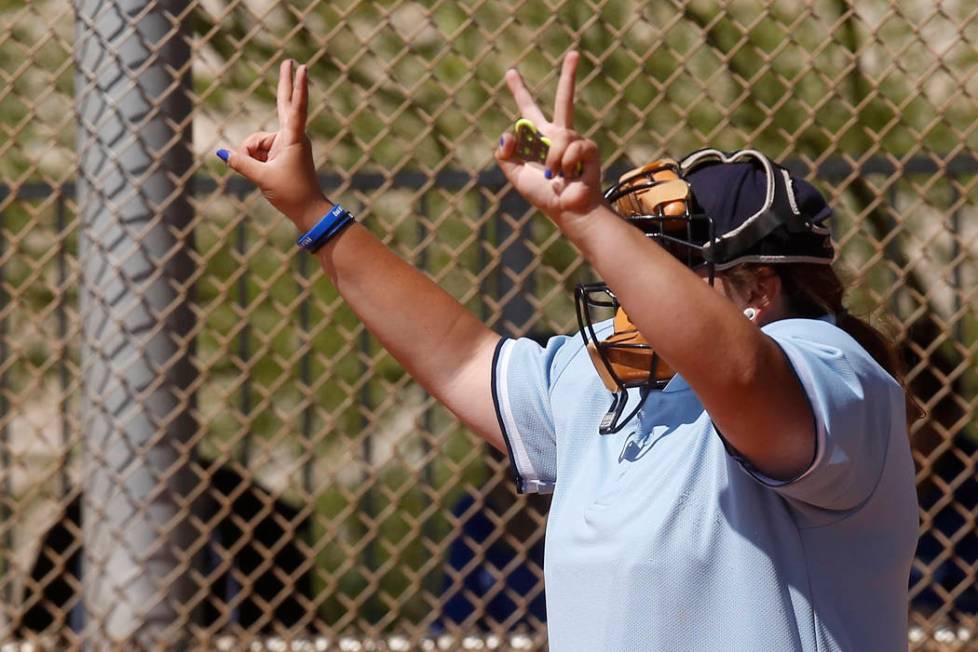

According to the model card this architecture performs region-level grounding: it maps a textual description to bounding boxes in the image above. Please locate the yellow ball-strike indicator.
[513,118,551,165]
[512,118,583,176]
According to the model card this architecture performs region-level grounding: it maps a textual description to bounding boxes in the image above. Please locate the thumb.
[494,132,524,185]
[219,148,265,183]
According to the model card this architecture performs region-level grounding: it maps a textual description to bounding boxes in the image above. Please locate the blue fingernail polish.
[544,168,553,179]
[499,137,504,147]
[216,149,229,163]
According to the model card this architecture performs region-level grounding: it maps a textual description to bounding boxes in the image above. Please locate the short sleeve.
[739,318,904,511]
[491,335,572,494]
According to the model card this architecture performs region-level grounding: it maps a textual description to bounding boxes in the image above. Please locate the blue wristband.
[296,203,355,252]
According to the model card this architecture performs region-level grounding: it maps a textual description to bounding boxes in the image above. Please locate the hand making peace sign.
[224,54,605,235]
[222,60,328,231]
[495,51,606,229]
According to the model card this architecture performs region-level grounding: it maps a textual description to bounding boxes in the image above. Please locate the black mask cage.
[576,149,832,435]
[602,158,718,279]
[574,283,672,434]
[603,149,833,272]
[578,158,711,434]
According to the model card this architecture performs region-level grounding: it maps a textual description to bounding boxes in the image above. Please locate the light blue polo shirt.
[491,317,918,651]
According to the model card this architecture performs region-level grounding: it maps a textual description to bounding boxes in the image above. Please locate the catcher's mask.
[576,149,834,434]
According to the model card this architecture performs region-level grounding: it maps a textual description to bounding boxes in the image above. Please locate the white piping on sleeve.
[496,339,548,493]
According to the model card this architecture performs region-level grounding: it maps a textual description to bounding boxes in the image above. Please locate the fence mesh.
[1,0,976,649]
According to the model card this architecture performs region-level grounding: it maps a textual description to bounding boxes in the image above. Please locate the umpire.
[221,53,918,651]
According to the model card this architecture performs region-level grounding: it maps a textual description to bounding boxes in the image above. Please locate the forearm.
[565,206,766,384]
[564,205,812,476]
[309,205,504,449]
[223,61,506,450]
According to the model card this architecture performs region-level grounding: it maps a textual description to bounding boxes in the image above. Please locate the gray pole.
[75,1,196,647]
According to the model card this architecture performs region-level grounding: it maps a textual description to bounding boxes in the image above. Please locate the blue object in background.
[436,491,547,631]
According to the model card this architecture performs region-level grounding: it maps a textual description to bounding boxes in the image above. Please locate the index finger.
[277,59,294,125]
[552,51,579,128]
[505,68,548,126]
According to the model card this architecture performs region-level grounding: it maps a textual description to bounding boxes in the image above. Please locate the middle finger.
[286,64,309,142]
[277,59,294,125]
[552,51,579,128]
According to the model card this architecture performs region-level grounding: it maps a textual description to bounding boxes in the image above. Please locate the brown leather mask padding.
[613,160,690,225]
[587,307,675,392]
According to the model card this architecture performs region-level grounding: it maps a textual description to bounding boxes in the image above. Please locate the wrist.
[297,202,356,253]
[294,195,334,232]
[554,200,608,244]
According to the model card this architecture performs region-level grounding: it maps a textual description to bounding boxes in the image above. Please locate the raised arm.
[495,52,815,480]
[222,61,504,450]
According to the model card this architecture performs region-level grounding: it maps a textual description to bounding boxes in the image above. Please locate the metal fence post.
[0,198,9,625]
[57,193,72,499]
[75,1,196,646]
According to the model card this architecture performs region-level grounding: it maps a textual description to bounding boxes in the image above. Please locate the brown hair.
[724,263,924,424]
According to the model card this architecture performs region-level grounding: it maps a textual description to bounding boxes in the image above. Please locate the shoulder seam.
[548,334,589,392]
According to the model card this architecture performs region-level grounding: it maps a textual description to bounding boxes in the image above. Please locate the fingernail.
[216,149,229,163]
[558,170,564,178]
[544,168,553,179]
[499,137,504,147]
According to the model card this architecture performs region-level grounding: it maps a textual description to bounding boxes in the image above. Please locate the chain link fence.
[0,0,976,649]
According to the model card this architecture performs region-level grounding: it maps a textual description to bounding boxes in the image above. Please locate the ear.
[746,266,782,311]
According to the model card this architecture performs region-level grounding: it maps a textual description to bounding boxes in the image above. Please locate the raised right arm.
[310,214,504,450]
[223,60,504,450]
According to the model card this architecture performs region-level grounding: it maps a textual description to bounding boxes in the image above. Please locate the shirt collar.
[662,373,691,393]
